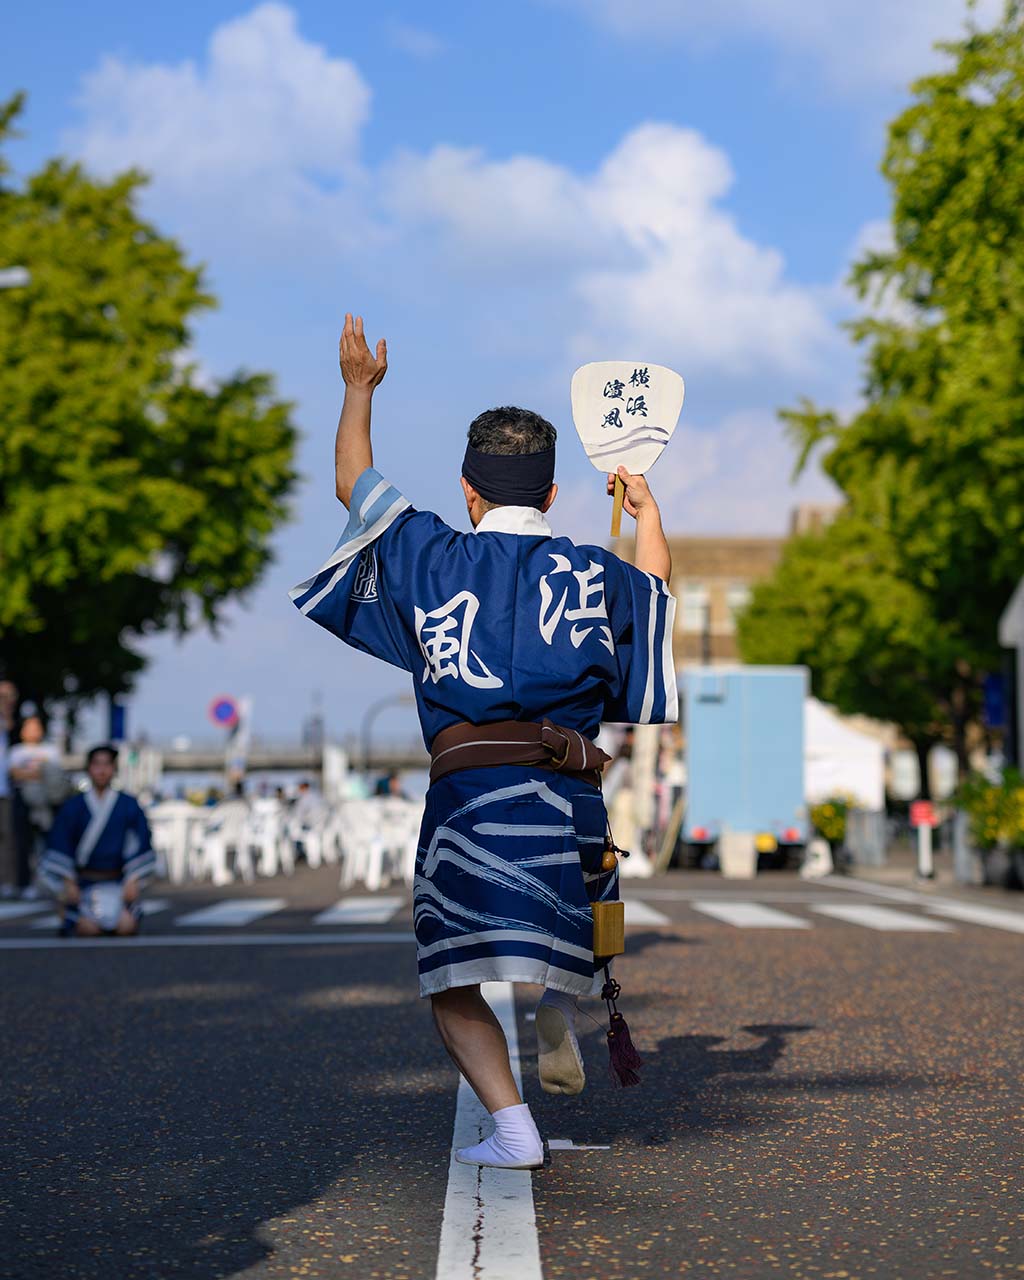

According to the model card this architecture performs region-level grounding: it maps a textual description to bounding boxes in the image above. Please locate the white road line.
[812,904,953,932]
[434,982,542,1280]
[692,901,812,929]
[632,889,895,903]
[313,895,405,925]
[176,898,286,927]
[818,876,925,904]
[0,931,415,951]
[623,899,671,926]
[925,901,1024,934]
[0,902,47,921]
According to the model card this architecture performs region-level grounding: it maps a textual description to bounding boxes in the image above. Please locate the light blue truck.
[679,665,809,870]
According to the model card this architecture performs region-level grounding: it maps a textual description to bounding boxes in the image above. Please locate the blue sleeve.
[39,796,82,891]
[602,557,678,725]
[123,799,156,885]
[289,467,455,674]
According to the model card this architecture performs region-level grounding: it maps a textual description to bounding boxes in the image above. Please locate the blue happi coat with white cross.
[40,790,156,892]
[291,467,677,996]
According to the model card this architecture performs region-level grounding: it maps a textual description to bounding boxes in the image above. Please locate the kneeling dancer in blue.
[40,744,156,936]
[292,315,677,1169]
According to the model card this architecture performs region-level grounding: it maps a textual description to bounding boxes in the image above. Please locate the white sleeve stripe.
[41,850,74,873]
[288,494,408,606]
[358,478,391,522]
[638,572,660,724]
[291,483,406,589]
[291,496,410,614]
[661,593,678,722]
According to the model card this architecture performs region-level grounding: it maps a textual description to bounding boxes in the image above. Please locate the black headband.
[462,443,556,508]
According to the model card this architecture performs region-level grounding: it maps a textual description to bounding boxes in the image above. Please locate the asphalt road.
[0,867,1021,1280]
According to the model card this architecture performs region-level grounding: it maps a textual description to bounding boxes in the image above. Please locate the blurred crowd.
[0,679,423,935]
[0,681,71,900]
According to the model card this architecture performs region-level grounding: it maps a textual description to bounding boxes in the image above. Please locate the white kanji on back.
[538,554,615,653]
[414,591,504,688]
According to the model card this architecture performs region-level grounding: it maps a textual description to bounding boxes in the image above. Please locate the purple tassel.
[601,969,643,1088]
[607,1012,643,1087]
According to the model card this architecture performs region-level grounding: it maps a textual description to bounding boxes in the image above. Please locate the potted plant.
[955,768,1024,889]
[810,794,853,869]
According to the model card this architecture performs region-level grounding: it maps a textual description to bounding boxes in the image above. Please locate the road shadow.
[0,945,457,1280]
[523,1011,956,1152]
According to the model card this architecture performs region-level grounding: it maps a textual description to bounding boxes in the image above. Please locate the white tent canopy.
[804,698,886,811]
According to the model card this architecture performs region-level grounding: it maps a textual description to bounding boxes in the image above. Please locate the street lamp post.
[360,693,416,773]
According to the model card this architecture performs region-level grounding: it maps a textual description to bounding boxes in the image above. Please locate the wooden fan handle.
[610,473,625,538]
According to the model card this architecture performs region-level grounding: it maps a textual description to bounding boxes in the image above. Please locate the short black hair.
[467,406,557,455]
[86,743,119,766]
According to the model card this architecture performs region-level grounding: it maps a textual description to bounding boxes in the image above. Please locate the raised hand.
[339,313,388,391]
[606,465,656,519]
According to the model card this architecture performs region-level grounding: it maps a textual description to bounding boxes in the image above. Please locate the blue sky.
[2,0,998,744]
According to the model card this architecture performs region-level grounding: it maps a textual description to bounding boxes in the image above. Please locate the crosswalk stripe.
[0,902,47,921]
[176,898,286,927]
[313,896,405,925]
[925,901,1024,934]
[812,904,953,932]
[623,899,671,926]
[692,901,812,929]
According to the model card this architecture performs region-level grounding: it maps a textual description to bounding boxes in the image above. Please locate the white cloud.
[553,408,840,541]
[71,5,834,381]
[67,3,373,253]
[386,123,834,377]
[657,409,841,533]
[73,2,369,182]
[386,20,446,59]
[559,0,1005,93]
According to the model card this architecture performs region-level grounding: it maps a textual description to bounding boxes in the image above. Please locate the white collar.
[474,506,552,538]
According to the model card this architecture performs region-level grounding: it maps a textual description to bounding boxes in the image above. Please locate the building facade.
[665,536,784,664]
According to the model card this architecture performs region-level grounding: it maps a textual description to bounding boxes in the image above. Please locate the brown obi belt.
[77,868,122,882]
[429,718,611,789]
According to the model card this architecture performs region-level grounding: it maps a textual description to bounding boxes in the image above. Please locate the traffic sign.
[208,695,240,730]
[910,800,938,828]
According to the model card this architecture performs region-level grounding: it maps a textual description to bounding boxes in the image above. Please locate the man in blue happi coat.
[292,315,676,1169]
[40,744,156,937]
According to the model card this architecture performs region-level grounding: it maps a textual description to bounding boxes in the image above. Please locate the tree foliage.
[740,3,1024,768]
[0,96,298,709]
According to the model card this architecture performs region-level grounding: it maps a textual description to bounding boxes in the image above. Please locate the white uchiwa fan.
[570,361,685,536]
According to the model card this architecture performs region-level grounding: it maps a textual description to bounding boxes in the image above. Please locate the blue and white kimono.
[291,467,677,996]
[41,790,156,926]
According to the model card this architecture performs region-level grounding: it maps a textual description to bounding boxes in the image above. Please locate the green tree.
[737,513,959,794]
[0,95,298,714]
[744,3,1024,772]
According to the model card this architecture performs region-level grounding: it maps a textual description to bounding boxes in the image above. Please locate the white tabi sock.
[539,987,579,1025]
[455,1103,544,1169]
[536,988,586,1096]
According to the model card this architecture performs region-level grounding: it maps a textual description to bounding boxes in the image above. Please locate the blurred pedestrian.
[39,744,155,937]
[0,680,18,896]
[8,710,66,898]
[375,771,408,799]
